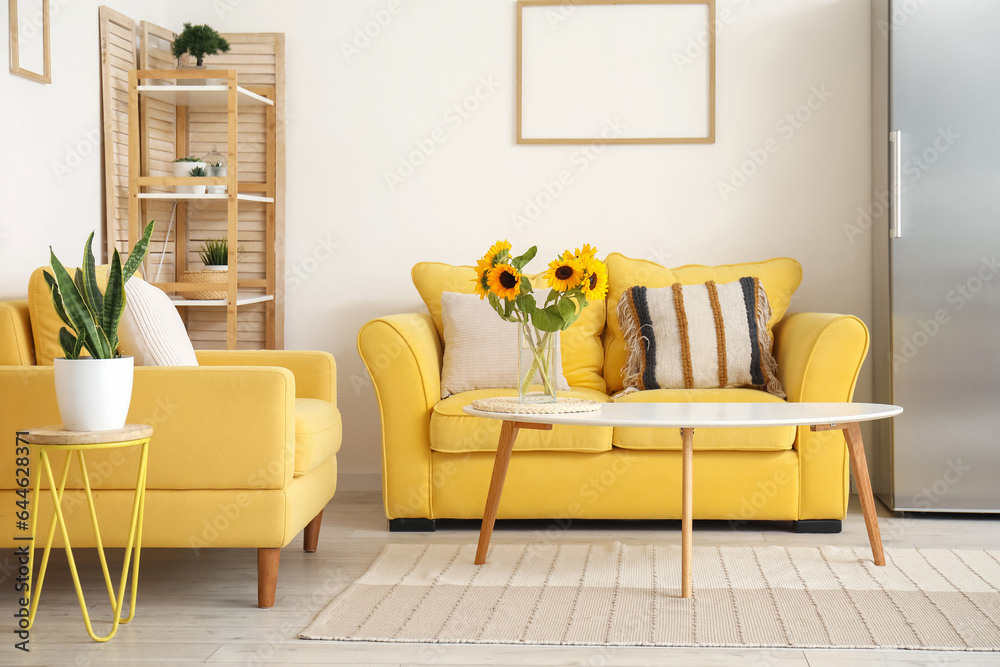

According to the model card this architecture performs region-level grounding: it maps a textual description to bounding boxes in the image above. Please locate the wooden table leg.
[681,427,694,598]
[812,421,885,566]
[843,422,886,566]
[475,420,551,565]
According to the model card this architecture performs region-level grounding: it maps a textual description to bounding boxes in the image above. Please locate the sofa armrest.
[0,365,296,491]
[357,313,443,519]
[774,312,870,403]
[773,312,870,520]
[0,300,34,365]
[195,350,336,402]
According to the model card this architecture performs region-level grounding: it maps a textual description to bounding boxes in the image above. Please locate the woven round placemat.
[470,397,601,414]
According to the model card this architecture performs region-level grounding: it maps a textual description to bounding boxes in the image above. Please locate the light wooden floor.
[4,491,999,666]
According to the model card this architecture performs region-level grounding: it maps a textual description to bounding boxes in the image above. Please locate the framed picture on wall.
[517,0,715,144]
[9,0,51,84]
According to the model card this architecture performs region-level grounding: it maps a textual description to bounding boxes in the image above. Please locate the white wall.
[2,0,873,489]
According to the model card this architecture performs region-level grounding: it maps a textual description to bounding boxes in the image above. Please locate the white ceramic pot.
[54,357,134,432]
[204,264,228,271]
[173,161,207,194]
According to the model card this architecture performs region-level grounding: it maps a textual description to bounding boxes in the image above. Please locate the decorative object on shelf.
[171,22,230,84]
[473,240,608,403]
[202,145,227,194]
[182,238,243,300]
[45,221,155,431]
[172,156,206,193]
[186,165,208,194]
[8,0,51,84]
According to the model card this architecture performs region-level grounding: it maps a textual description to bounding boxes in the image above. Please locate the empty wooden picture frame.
[8,0,50,83]
[517,0,715,144]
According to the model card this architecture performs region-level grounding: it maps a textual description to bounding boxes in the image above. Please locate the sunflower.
[482,239,512,267]
[580,260,609,301]
[574,243,598,263]
[487,263,522,300]
[544,256,584,291]
[471,258,492,299]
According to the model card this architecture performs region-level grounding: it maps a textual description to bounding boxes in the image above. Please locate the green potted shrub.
[172,23,230,84]
[172,156,206,194]
[45,221,155,431]
[198,237,243,271]
[182,238,245,300]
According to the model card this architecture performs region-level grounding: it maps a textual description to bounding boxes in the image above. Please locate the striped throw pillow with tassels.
[616,277,785,398]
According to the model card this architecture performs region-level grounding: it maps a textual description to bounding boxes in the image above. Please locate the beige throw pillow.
[118,278,199,366]
[440,292,570,399]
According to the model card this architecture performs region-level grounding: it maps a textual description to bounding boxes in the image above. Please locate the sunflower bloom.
[472,258,492,299]
[544,256,584,291]
[488,263,522,300]
[482,239,512,267]
[574,244,598,263]
[580,261,609,301]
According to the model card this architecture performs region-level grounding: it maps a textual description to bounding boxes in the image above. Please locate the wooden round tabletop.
[17,424,153,446]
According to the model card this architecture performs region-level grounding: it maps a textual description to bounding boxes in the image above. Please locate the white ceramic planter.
[173,161,207,194]
[54,357,134,432]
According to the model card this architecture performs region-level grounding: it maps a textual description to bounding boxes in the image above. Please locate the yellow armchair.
[0,300,340,608]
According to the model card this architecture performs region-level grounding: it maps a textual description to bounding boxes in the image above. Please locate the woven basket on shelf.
[180,270,228,300]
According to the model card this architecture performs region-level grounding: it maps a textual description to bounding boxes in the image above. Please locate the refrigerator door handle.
[890,130,902,238]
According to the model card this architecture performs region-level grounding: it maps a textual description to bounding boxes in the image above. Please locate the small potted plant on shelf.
[203,145,227,194]
[45,221,155,431]
[172,156,207,194]
[171,23,230,85]
[182,238,244,300]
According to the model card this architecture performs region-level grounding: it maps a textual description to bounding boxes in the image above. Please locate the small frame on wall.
[517,0,715,144]
[8,0,51,84]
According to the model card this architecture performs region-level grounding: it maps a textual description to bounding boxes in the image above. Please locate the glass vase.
[517,322,558,404]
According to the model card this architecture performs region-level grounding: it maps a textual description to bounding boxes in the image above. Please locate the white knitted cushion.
[440,292,570,399]
[118,278,199,366]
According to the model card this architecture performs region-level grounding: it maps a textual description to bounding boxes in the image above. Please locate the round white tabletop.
[463,401,903,428]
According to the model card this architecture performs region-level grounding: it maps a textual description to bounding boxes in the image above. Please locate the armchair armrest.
[772,312,870,520]
[0,366,296,491]
[195,350,336,402]
[0,300,34,365]
[357,313,443,519]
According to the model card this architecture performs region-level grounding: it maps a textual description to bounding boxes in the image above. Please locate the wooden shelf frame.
[127,67,279,350]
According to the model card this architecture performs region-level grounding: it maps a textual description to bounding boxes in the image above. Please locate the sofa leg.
[257,548,280,608]
[389,518,436,532]
[304,510,323,553]
[793,519,842,534]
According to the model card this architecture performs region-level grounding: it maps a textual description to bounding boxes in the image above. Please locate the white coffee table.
[464,401,903,598]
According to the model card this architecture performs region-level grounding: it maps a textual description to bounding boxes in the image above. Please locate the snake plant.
[44,221,155,359]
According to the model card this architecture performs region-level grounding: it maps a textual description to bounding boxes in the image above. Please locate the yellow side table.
[17,424,151,642]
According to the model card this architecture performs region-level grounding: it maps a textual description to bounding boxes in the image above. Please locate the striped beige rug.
[301,542,1000,650]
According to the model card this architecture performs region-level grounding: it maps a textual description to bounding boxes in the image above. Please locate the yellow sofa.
[357,254,869,532]
[0,296,341,608]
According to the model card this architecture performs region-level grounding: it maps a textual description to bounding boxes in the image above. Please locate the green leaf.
[122,220,155,283]
[531,306,563,332]
[58,327,81,360]
[558,297,577,322]
[102,249,126,353]
[81,232,104,316]
[80,231,104,317]
[515,293,536,315]
[510,246,537,270]
[50,248,108,359]
[42,271,72,329]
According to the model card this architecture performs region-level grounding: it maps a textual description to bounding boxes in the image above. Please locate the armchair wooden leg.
[257,548,280,608]
[303,510,323,553]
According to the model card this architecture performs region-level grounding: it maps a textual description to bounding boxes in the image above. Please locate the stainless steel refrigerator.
[871,0,1000,512]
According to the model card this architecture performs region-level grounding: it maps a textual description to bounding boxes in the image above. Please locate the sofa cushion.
[294,398,342,476]
[119,277,199,366]
[28,265,109,366]
[440,291,570,398]
[604,254,802,392]
[431,387,612,453]
[412,262,607,393]
[612,388,796,451]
